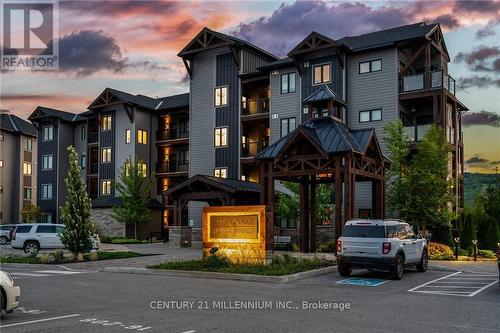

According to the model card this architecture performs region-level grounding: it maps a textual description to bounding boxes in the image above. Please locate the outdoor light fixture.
[472,239,478,261]
[453,237,460,261]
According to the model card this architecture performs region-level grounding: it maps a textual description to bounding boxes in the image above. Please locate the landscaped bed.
[148,254,332,276]
[0,251,143,264]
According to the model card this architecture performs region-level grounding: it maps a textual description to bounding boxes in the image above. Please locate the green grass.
[84,251,143,260]
[0,251,142,264]
[0,255,41,264]
[148,254,330,276]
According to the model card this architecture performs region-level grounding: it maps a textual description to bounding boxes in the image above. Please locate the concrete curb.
[427,265,459,272]
[101,265,338,284]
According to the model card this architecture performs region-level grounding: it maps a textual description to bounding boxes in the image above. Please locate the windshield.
[342,225,387,238]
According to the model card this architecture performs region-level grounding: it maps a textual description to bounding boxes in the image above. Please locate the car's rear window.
[15,225,33,233]
[0,225,12,231]
[342,225,387,238]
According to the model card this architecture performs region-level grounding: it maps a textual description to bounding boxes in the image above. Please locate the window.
[101,180,111,195]
[37,225,57,233]
[23,187,32,200]
[0,186,3,193]
[359,59,382,74]
[214,127,227,147]
[42,125,53,141]
[214,168,227,178]
[179,150,189,164]
[15,225,33,233]
[101,115,111,131]
[81,154,86,169]
[24,138,32,151]
[359,109,382,123]
[41,184,53,199]
[138,162,147,177]
[125,129,131,144]
[23,162,32,175]
[214,86,228,107]
[0,160,3,168]
[42,155,53,170]
[281,73,296,94]
[313,63,331,84]
[280,117,296,137]
[101,147,111,163]
[0,134,3,141]
[41,214,52,224]
[81,126,86,140]
[137,130,147,144]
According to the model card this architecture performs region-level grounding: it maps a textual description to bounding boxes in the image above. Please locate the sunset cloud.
[455,45,500,73]
[462,110,500,127]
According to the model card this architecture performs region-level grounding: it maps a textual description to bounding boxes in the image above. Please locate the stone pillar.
[168,226,192,248]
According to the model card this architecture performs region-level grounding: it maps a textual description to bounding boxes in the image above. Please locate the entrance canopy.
[166,174,261,226]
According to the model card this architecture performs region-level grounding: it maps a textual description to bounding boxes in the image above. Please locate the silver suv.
[336,219,428,280]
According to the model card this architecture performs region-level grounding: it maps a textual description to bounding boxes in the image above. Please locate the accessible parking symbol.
[336,278,389,287]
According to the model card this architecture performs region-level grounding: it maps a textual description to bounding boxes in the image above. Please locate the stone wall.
[91,208,125,238]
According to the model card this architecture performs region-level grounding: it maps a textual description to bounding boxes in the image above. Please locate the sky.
[1,0,499,173]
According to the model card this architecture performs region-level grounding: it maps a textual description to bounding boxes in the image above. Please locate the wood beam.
[399,43,426,75]
[310,177,317,252]
[299,179,310,253]
[334,157,343,244]
[182,58,193,79]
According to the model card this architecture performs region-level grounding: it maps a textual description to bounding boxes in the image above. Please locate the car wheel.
[0,236,7,245]
[416,250,428,272]
[338,264,352,277]
[24,241,39,255]
[391,254,404,280]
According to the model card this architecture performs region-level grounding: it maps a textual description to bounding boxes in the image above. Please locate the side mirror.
[416,234,423,239]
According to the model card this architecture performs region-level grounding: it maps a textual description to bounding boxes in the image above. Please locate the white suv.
[336,219,428,280]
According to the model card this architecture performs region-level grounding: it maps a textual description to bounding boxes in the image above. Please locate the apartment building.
[0,113,38,224]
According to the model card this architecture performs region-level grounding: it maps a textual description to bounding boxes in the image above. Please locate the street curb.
[0,263,58,269]
[101,265,338,283]
[427,265,459,272]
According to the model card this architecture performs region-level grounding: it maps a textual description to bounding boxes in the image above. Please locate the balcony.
[242,98,269,117]
[241,139,269,158]
[403,124,431,142]
[400,70,456,95]
[88,163,98,175]
[156,161,189,174]
[88,132,98,144]
[156,129,189,142]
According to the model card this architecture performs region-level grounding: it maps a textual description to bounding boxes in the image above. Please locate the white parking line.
[0,314,80,328]
[10,272,51,277]
[35,270,85,275]
[408,271,461,292]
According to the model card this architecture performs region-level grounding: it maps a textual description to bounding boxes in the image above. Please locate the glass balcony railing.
[403,124,431,142]
[242,98,269,116]
[88,132,98,143]
[156,161,189,173]
[241,139,269,157]
[156,129,189,141]
[400,70,455,95]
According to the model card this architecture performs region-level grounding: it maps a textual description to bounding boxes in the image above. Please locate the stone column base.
[167,226,192,248]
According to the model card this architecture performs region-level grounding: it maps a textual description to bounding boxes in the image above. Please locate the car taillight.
[382,242,391,254]
[336,240,342,253]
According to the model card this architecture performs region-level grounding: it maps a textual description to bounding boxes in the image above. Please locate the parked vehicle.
[497,246,500,287]
[0,224,17,245]
[336,219,428,280]
[11,224,101,255]
[0,271,20,318]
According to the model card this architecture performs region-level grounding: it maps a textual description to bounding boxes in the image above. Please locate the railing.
[156,161,189,173]
[403,124,431,142]
[156,129,189,141]
[241,139,269,157]
[242,98,269,116]
[88,132,98,143]
[400,70,455,95]
[88,163,98,174]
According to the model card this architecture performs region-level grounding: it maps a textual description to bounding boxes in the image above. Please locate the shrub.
[428,242,454,260]
[291,243,300,252]
[318,241,336,253]
[478,249,496,259]
[53,250,65,263]
[99,235,113,243]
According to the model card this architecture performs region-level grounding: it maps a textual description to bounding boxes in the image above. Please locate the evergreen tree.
[112,157,152,239]
[60,146,94,260]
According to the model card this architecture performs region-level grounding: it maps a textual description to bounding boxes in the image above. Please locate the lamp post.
[453,237,460,261]
[472,240,478,261]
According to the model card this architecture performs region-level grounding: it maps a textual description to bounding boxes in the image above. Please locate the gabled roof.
[303,84,347,105]
[338,22,438,52]
[256,117,377,160]
[167,174,260,196]
[157,93,189,110]
[0,113,37,137]
[288,31,344,57]
[28,106,86,123]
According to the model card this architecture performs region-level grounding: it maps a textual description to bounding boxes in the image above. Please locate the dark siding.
[37,121,58,219]
[98,111,116,196]
[301,55,343,122]
[215,53,239,179]
[241,49,271,74]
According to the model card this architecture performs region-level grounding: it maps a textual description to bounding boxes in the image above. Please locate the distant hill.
[464,172,500,207]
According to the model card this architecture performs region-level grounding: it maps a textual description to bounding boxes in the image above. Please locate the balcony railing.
[403,124,431,142]
[156,161,189,173]
[400,70,455,95]
[241,139,269,157]
[88,163,98,174]
[242,98,269,116]
[88,132,98,143]
[156,129,189,141]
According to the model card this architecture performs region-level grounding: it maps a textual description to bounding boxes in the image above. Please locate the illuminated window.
[0,160,3,168]
[101,180,111,196]
[214,168,227,178]
[125,129,131,144]
[214,86,228,107]
[101,147,111,163]
[137,130,147,144]
[313,63,331,84]
[124,162,131,176]
[23,162,32,175]
[42,155,53,170]
[101,115,112,131]
[138,162,147,177]
[214,127,227,147]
